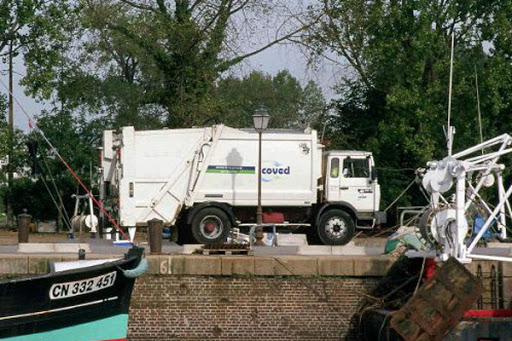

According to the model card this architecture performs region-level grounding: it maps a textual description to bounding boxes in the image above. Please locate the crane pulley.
[416,133,512,262]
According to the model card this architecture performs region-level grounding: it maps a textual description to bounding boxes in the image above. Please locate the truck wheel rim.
[325,217,347,239]
[200,215,223,239]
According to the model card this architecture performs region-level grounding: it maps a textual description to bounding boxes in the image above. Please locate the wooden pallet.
[390,257,484,341]
[198,248,253,256]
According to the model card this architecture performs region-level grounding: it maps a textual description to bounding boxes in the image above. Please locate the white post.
[128,227,136,242]
[455,172,468,261]
[465,138,511,210]
[88,196,97,234]
[497,172,507,239]
[468,184,512,253]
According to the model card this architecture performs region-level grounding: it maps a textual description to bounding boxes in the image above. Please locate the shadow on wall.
[227,148,243,205]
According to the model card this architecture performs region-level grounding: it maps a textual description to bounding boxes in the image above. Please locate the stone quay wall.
[2,253,511,340]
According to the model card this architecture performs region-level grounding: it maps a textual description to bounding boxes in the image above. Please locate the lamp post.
[253,108,270,246]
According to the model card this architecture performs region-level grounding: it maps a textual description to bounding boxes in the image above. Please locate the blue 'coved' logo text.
[262,161,290,182]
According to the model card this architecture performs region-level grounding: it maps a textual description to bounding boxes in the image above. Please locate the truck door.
[339,156,374,212]
[326,156,341,200]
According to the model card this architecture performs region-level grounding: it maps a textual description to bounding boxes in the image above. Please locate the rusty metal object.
[390,257,484,341]
[201,243,252,255]
[147,218,163,254]
[202,244,249,250]
[17,209,31,243]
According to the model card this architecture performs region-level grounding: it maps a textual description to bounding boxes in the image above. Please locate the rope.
[35,155,73,231]
[376,167,416,172]
[39,151,74,230]
[383,178,417,212]
[0,78,132,243]
[413,257,427,295]
[377,314,390,341]
[38,169,72,231]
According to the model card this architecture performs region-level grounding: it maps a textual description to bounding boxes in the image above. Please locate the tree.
[0,0,78,224]
[0,1,78,92]
[305,0,512,208]
[31,0,311,130]
[213,70,326,129]
[5,109,105,224]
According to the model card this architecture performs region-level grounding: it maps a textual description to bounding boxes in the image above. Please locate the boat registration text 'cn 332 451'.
[49,271,117,300]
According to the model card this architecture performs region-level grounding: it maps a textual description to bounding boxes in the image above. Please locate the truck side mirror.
[371,166,378,181]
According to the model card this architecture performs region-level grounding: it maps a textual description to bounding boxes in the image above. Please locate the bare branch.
[190,0,206,12]
[229,0,250,15]
[218,19,317,72]
[118,0,155,11]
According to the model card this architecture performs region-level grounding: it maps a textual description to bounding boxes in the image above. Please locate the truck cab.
[325,151,381,216]
[315,151,384,245]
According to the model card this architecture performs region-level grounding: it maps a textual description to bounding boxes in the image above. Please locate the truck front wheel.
[317,209,355,245]
[191,207,231,244]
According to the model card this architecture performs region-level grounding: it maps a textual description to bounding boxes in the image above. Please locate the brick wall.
[128,275,380,341]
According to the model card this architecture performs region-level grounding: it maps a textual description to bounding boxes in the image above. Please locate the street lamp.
[253,108,270,246]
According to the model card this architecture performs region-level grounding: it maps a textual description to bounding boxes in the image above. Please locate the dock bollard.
[148,219,163,254]
[18,209,31,244]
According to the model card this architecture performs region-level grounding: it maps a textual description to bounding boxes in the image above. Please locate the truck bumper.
[355,211,387,225]
[374,211,387,225]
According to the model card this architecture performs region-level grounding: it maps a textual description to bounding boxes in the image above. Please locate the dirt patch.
[0,229,75,245]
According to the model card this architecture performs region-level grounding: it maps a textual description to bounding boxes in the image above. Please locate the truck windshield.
[343,158,369,178]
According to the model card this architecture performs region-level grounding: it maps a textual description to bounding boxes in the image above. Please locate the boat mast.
[446,31,455,156]
[7,40,14,228]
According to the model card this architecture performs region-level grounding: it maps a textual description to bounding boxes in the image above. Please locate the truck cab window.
[330,158,340,178]
[343,158,369,178]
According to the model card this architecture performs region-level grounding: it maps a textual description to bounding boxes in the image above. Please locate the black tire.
[191,207,231,244]
[317,209,355,245]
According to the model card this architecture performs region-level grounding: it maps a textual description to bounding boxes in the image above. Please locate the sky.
[243,43,340,99]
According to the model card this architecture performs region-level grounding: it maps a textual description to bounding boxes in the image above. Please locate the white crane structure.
[419,132,512,263]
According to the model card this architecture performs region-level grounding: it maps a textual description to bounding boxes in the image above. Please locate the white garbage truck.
[99,125,386,245]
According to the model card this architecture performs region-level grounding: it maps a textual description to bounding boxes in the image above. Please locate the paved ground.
[2,228,512,261]
[0,229,388,256]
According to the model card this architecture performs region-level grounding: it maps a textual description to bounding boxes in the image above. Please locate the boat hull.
[0,247,143,341]
[2,315,128,341]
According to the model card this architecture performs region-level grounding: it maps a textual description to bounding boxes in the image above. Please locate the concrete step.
[17,243,91,254]
[297,242,384,256]
[276,234,308,246]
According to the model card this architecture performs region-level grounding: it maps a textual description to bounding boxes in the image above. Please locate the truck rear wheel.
[317,209,355,245]
[191,207,231,244]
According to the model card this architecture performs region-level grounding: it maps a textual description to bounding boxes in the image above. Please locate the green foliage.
[32,109,103,190]
[0,110,103,222]
[0,0,77,87]
[214,70,326,129]
[309,0,512,209]
[0,0,78,220]
[0,176,75,220]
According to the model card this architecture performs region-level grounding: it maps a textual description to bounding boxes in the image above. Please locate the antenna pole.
[447,31,455,156]
[7,40,14,228]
